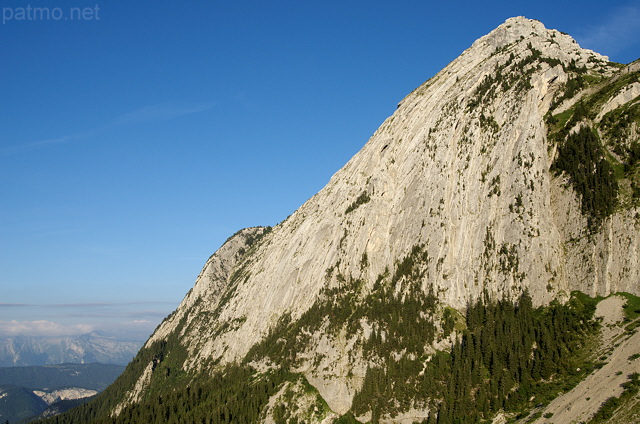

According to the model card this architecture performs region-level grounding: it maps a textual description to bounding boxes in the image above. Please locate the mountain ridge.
[142,15,640,417]
[0,333,142,367]
[39,16,640,423]
[148,16,637,372]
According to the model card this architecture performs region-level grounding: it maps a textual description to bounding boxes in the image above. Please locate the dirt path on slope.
[533,295,640,424]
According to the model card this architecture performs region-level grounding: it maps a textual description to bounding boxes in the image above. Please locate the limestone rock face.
[135,16,639,418]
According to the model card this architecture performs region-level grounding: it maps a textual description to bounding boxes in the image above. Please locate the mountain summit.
[42,17,640,424]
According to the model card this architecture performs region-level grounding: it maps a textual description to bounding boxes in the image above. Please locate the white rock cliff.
[139,16,639,417]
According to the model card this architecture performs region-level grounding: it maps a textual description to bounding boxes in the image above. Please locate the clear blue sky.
[1,0,639,342]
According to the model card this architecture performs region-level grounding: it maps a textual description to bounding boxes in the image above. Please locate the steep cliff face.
[148,15,638,369]
[46,17,640,424]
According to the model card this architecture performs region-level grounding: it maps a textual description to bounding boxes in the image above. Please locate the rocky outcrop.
[33,388,97,406]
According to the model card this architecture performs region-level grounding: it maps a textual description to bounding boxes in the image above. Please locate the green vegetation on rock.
[351,291,599,423]
[546,66,640,221]
[551,125,618,230]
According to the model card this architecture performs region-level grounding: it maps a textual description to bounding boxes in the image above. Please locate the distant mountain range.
[0,333,142,367]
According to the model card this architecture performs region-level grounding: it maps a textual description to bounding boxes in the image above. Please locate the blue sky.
[1,0,639,342]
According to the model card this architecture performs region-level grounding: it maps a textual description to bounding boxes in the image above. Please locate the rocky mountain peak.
[142,17,638,380]
[477,16,550,49]
[473,16,608,63]
[45,17,640,424]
